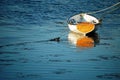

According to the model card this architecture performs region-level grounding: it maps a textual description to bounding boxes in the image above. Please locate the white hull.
[68,13,100,34]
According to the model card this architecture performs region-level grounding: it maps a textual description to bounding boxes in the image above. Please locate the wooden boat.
[67,13,100,35]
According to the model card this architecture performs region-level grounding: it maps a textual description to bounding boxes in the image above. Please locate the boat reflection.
[68,32,99,48]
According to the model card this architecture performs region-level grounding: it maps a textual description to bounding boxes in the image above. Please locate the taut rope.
[86,2,120,14]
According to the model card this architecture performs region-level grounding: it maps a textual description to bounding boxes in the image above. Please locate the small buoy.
[68,13,99,35]
[49,37,60,42]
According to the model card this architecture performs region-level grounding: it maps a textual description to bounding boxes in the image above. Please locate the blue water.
[0,0,120,80]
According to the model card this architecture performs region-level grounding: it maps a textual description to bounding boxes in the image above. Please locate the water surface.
[0,0,120,80]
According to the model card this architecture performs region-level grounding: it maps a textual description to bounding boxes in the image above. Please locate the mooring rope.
[86,2,120,14]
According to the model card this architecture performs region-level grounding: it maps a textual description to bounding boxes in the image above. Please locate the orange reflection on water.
[68,31,99,48]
